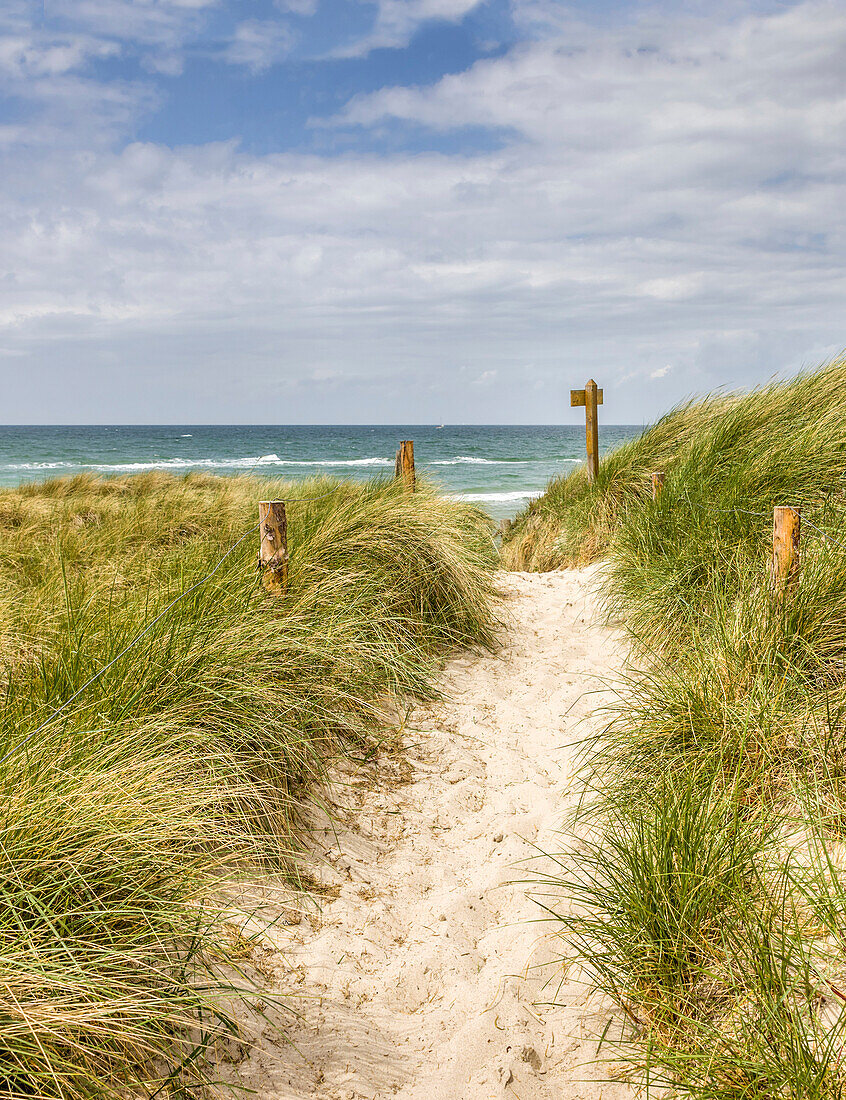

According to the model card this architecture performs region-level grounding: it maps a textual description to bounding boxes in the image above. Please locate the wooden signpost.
[651,472,666,500]
[571,379,603,481]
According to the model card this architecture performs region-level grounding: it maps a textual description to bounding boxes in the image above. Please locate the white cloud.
[141,50,185,75]
[0,2,208,146]
[640,277,704,301]
[221,19,293,71]
[45,0,219,48]
[0,48,158,150]
[333,0,483,56]
[0,33,119,77]
[12,0,221,84]
[275,0,320,14]
[338,1,846,163]
[1,2,846,421]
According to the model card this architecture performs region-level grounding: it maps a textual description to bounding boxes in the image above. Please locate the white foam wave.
[302,457,394,467]
[452,491,543,503]
[3,455,397,472]
[4,461,78,470]
[429,456,500,465]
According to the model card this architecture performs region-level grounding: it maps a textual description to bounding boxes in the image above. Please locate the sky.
[0,0,844,424]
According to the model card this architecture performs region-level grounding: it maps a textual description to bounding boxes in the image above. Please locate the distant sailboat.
[436,423,445,429]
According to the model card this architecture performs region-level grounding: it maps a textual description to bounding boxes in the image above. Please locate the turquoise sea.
[0,425,644,521]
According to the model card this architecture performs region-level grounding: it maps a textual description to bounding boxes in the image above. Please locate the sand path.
[226,567,632,1100]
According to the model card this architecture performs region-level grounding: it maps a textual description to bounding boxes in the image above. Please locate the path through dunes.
[223,568,634,1100]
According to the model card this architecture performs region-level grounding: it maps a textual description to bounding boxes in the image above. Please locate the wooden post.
[585,379,599,482]
[771,506,800,599]
[570,380,603,482]
[396,440,415,490]
[258,500,288,594]
[651,472,666,500]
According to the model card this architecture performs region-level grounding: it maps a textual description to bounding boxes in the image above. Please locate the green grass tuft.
[527,355,846,1097]
[0,470,501,1096]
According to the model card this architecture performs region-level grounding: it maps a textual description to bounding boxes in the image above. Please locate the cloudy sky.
[1,0,844,423]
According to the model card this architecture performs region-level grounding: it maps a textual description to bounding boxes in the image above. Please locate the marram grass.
[527,356,846,1097]
[502,354,846,571]
[0,470,501,1096]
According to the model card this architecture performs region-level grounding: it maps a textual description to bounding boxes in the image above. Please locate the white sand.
[221,567,634,1099]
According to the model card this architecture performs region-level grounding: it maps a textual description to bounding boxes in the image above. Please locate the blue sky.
[94,1,517,153]
[1,0,844,422]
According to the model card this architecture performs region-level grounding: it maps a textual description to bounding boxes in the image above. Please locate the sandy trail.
[224,567,632,1100]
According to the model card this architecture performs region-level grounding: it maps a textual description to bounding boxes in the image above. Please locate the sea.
[0,425,644,521]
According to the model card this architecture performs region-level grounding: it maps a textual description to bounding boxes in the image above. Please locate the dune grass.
[0,470,500,1096]
[525,356,846,1095]
[501,356,846,571]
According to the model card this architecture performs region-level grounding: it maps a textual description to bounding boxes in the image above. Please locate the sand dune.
[222,567,634,1099]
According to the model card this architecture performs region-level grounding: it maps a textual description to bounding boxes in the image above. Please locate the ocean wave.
[3,461,79,470]
[431,456,577,467]
[429,457,507,466]
[297,457,394,467]
[451,491,543,503]
[2,454,570,480]
[2,455,397,472]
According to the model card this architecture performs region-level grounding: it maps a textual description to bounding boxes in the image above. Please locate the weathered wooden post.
[258,500,288,594]
[771,505,800,600]
[571,380,603,482]
[395,440,415,490]
[651,472,666,500]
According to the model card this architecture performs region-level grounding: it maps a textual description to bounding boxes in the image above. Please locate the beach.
[218,567,633,1099]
